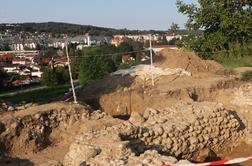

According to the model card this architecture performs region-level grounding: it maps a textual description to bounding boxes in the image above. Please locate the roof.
[12,58,27,62]
[12,79,22,85]
[2,64,19,68]
[55,57,68,63]
[25,54,38,58]
[0,53,15,61]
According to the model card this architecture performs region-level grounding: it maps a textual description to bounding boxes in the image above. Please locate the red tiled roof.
[0,53,15,61]
[41,57,52,63]
[55,57,68,63]
[12,58,26,62]
[12,79,22,85]
[25,77,32,81]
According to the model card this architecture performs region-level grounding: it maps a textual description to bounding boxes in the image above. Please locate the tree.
[176,0,252,59]
[78,56,113,84]
[42,68,58,86]
[78,45,116,84]
[169,22,180,35]
[41,67,69,86]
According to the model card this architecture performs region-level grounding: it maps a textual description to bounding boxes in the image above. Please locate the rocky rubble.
[230,83,252,146]
[63,123,185,166]
[0,100,15,113]
[231,83,252,110]
[63,101,244,165]
[0,103,92,155]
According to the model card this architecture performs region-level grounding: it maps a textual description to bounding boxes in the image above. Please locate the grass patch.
[1,85,70,105]
[218,56,252,68]
[241,71,252,81]
[0,84,43,96]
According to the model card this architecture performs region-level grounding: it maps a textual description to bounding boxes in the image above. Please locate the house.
[12,77,40,87]
[3,65,19,73]
[31,70,43,78]
[12,58,30,65]
[30,65,40,71]
[12,79,22,86]
[0,53,15,61]
[72,34,112,49]
[12,43,24,51]
[24,42,36,50]
[122,54,135,63]
[41,57,52,64]
[22,77,33,85]
[24,54,39,64]
[48,38,66,49]
[89,35,112,46]
[111,36,127,47]
[19,68,31,76]
[165,34,183,42]
[24,54,37,61]
[54,57,68,67]
[30,76,40,83]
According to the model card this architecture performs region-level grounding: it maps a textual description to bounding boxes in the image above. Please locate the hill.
[0,22,167,36]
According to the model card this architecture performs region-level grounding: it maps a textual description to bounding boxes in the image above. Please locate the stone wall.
[63,102,244,166]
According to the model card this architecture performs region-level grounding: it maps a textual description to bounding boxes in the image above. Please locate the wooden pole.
[66,39,77,104]
[149,34,154,86]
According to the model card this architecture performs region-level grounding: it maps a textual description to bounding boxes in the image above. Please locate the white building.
[31,71,43,78]
[13,43,24,51]
[3,65,19,73]
[165,35,183,42]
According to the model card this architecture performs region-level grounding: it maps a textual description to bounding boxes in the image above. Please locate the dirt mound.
[156,49,223,74]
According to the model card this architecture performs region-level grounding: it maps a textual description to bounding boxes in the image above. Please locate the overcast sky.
[0,0,196,30]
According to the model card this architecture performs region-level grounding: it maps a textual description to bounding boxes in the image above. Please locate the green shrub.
[241,71,252,81]
[118,62,138,70]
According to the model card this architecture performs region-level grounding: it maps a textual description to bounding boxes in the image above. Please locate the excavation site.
[0,49,252,166]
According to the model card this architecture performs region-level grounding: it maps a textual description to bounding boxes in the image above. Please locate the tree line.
[0,22,166,37]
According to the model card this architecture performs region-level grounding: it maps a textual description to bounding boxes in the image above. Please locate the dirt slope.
[155,49,223,74]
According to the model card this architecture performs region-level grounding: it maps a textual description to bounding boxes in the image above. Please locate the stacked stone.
[129,102,243,159]
[62,101,244,165]
[63,126,189,166]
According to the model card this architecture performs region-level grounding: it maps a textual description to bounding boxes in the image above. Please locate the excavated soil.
[1,48,252,165]
[155,49,224,74]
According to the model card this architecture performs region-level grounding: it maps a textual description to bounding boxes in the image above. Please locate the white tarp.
[112,64,191,80]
